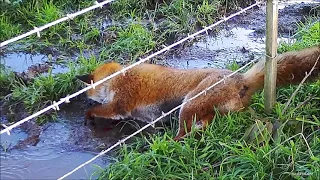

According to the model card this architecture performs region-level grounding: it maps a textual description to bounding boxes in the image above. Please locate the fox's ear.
[75,74,94,84]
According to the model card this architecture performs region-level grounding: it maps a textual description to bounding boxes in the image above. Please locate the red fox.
[77,46,320,141]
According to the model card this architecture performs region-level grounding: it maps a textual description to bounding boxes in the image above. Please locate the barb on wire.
[57,57,258,180]
[0,0,115,47]
[0,1,262,136]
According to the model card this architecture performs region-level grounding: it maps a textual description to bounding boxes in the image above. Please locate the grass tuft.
[102,23,156,61]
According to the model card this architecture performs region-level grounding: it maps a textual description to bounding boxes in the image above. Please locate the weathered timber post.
[264,0,279,113]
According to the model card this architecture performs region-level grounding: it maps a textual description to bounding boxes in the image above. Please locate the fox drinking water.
[77,46,320,141]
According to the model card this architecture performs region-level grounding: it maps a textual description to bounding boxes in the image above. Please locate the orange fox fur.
[77,46,320,141]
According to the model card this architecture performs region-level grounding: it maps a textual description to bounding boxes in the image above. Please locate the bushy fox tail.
[243,45,320,92]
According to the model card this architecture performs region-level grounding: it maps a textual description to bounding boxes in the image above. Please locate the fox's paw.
[173,131,186,141]
[173,136,182,141]
[85,109,95,120]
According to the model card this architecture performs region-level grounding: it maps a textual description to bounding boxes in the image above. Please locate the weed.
[226,61,240,71]
[196,0,220,27]
[0,15,21,41]
[158,0,197,35]
[103,23,156,61]
[0,65,15,97]
[111,0,149,18]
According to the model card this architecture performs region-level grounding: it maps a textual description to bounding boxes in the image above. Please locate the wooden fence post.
[264,0,279,113]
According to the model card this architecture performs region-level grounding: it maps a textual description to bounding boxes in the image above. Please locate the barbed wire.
[0,0,115,47]
[0,1,263,136]
[57,57,258,180]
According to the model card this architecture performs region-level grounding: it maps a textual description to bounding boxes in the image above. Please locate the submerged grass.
[94,15,320,179]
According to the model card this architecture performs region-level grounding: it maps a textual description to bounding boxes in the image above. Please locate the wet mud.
[1,1,319,179]
[227,1,320,36]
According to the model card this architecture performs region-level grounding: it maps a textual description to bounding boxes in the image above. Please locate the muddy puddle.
[1,1,319,179]
[163,27,266,69]
[1,101,153,179]
[162,26,296,69]
[162,0,319,69]
[0,53,69,74]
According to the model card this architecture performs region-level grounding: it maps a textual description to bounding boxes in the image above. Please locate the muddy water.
[163,27,292,69]
[1,1,319,179]
[0,53,69,74]
[278,0,320,9]
[162,0,319,69]
[1,102,152,179]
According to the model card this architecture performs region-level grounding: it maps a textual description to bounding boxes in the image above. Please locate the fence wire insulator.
[62,95,71,103]
[66,14,75,20]
[1,124,11,135]
[34,27,41,37]
[52,101,60,111]
[95,1,103,8]
[91,80,96,89]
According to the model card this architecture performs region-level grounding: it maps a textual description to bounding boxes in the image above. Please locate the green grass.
[0,15,21,41]
[0,0,96,52]
[3,55,102,124]
[102,23,157,61]
[94,14,320,180]
[0,65,15,98]
[278,19,320,53]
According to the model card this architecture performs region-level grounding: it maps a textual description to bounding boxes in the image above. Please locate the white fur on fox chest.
[88,83,115,104]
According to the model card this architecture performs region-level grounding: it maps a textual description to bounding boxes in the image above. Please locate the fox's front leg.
[85,102,120,125]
